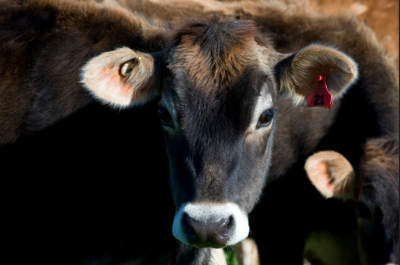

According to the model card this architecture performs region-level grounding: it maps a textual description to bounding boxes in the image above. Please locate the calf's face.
[162,20,278,248]
[81,19,358,248]
[305,138,399,265]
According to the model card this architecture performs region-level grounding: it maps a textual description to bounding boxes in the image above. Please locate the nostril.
[227,216,234,230]
[217,217,232,240]
[217,216,233,232]
[218,218,230,231]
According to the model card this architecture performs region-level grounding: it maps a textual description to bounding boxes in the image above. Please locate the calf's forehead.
[171,67,272,146]
[160,19,278,138]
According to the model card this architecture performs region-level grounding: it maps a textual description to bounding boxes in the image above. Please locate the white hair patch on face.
[172,202,249,246]
[248,84,274,133]
[281,89,306,106]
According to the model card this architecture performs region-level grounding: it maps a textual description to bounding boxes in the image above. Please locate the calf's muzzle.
[172,203,249,248]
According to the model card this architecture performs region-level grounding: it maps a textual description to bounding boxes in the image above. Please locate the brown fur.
[360,138,399,185]
[170,18,265,95]
[308,0,399,68]
[88,0,308,24]
[357,138,399,264]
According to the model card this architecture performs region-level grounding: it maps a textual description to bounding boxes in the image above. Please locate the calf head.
[81,18,358,248]
[305,138,399,265]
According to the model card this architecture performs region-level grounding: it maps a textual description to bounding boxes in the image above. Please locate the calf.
[305,138,399,265]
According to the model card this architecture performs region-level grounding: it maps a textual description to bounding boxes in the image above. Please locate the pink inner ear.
[100,67,133,96]
[311,161,335,197]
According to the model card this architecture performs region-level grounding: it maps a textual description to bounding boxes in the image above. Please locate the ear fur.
[277,44,358,105]
[305,151,356,200]
[81,47,160,108]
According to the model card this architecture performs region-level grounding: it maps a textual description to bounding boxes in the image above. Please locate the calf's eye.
[157,107,172,126]
[258,109,274,128]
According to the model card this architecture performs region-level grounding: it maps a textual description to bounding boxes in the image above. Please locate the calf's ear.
[276,44,358,105]
[305,151,355,200]
[81,47,160,108]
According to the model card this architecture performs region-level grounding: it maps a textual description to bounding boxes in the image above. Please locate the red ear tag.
[306,74,333,109]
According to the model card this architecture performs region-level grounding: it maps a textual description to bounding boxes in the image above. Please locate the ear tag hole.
[307,74,333,109]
